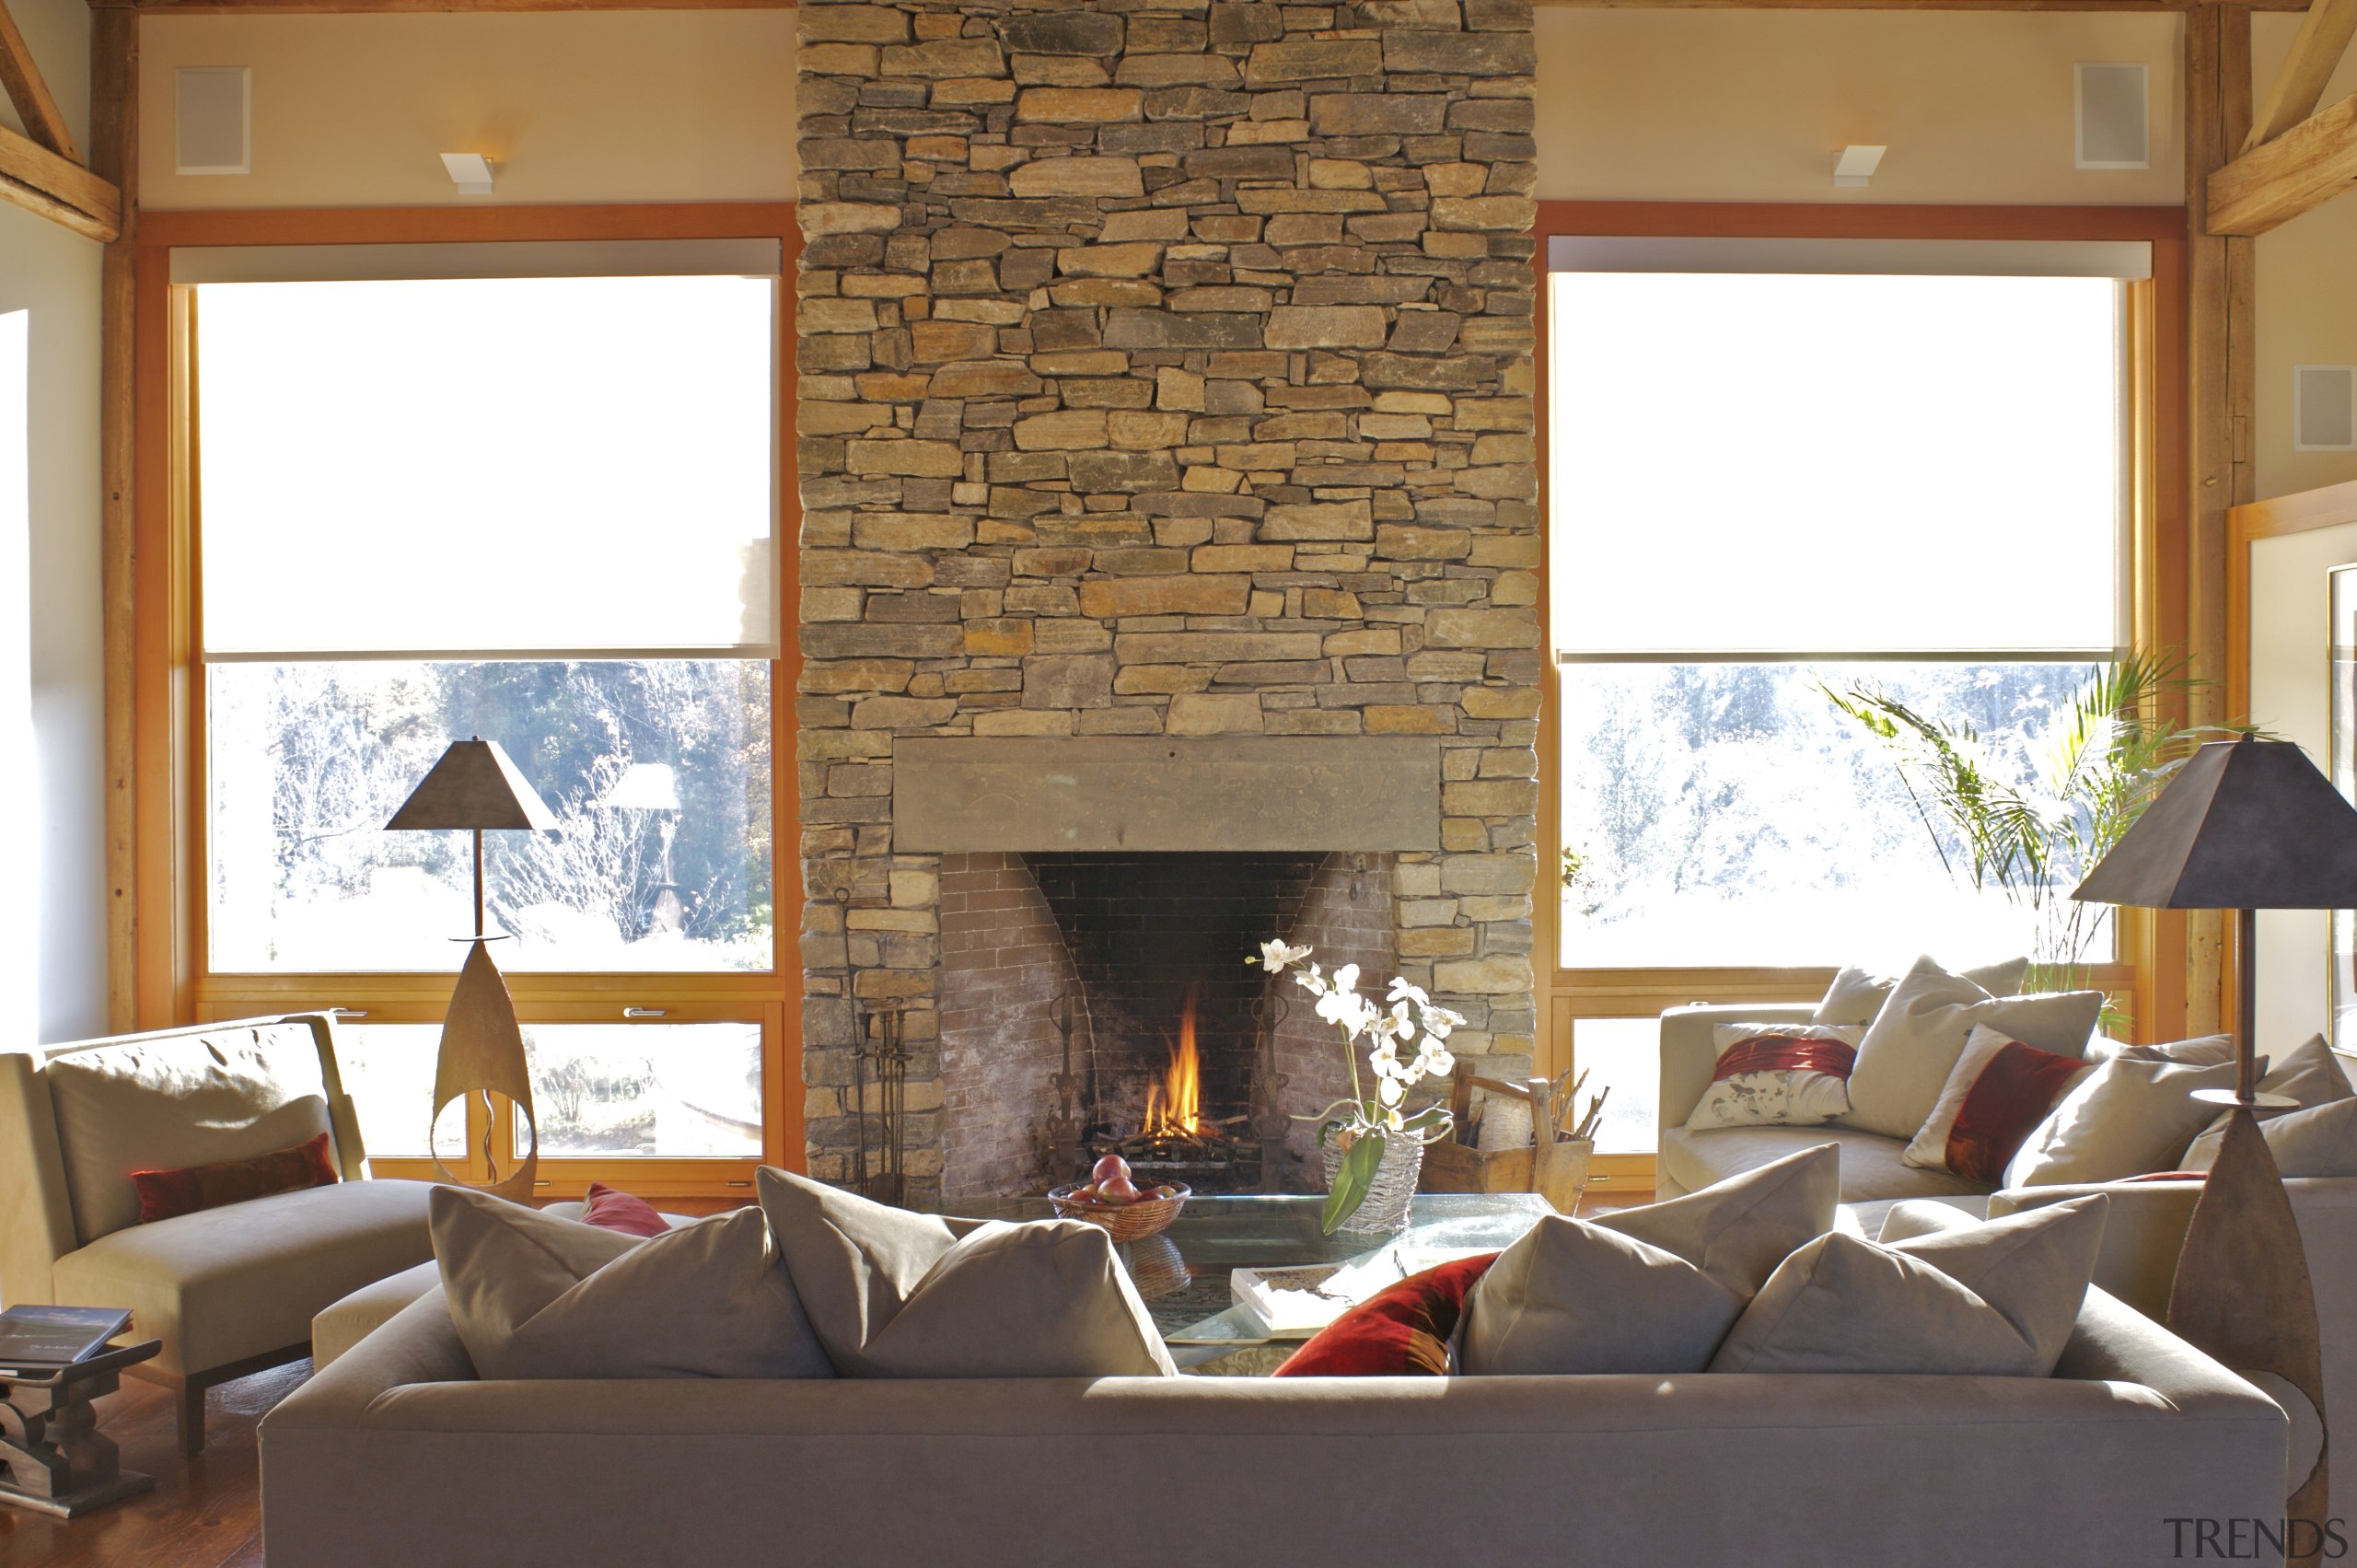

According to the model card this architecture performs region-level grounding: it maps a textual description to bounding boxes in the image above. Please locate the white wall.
[1536,9,2182,204]
[2247,520,2357,1051]
[0,0,106,1043]
[139,11,795,209]
[2252,16,2357,502]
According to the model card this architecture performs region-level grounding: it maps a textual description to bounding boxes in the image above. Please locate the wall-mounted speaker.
[2296,366,2357,453]
[176,67,250,177]
[2074,63,2149,170]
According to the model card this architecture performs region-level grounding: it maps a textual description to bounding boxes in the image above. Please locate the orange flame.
[1144,983,1202,1137]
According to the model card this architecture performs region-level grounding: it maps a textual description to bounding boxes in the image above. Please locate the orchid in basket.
[1250,939,1466,1233]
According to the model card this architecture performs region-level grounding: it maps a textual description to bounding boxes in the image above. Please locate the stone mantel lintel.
[893,738,1443,854]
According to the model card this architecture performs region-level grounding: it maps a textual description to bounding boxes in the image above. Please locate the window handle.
[623,1007,667,1019]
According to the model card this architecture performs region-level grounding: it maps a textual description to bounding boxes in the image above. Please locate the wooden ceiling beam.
[79,0,2315,13]
[0,120,119,240]
[2208,88,2357,232]
[2246,0,2357,150]
[0,0,79,159]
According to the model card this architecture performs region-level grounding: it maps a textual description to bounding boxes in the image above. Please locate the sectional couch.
[261,1274,2285,1568]
[1660,1001,2357,1454]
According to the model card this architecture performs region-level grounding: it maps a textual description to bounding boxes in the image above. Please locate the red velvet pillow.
[131,1131,339,1224]
[1272,1253,1497,1377]
[582,1181,671,1237]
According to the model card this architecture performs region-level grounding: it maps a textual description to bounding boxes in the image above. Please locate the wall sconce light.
[440,152,496,197]
[1833,145,1886,190]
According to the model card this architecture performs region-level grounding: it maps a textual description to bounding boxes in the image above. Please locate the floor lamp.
[386,738,557,1202]
[2073,736,2357,1554]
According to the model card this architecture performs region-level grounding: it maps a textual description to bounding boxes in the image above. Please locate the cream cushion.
[51,1177,434,1377]
[1713,1196,2108,1377]
[1457,1221,1750,1376]
[311,1201,712,1371]
[756,1167,1174,1379]
[2185,1098,2357,1179]
[2181,1034,2355,1167]
[1840,957,2101,1141]
[2104,1033,2235,1066]
[1812,957,2029,1027]
[430,1188,832,1381]
[45,1027,340,1243]
[2005,1055,2243,1187]
[1660,1123,1991,1203]
[1462,1143,1839,1375]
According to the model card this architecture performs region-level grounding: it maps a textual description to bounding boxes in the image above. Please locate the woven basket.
[1321,1132,1423,1237]
[1046,1183,1190,1243]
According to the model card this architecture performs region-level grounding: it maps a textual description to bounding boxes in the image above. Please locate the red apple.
[1098,1175,1141,1205]
[1070,1183,1098,1202]
[1092,1154,1131,1184]
[1150,1184,1178,1200]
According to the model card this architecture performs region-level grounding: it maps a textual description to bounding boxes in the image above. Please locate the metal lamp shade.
[384,738,558,832]
[2071,738,2357,911]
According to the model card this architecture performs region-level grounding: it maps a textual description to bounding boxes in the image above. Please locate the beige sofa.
[1660,1002,2357,1458]
[261,1279,2284,1568]
[0,1015,435,1450]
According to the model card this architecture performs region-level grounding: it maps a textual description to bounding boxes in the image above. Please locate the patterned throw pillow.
[1903,1025,2094,1185]
[1684,1025,1863,1130]
[1272,1254,1498,1376]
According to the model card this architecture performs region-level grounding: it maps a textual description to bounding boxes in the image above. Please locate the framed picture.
[2330,565,2357,1051]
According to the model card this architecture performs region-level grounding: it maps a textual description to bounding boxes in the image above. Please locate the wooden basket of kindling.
[1419,1072,1593,1214]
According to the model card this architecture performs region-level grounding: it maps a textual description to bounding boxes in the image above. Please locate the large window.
[1547,232,2150,1161]
[1553,245,2133,971]
[184,239,784,1181]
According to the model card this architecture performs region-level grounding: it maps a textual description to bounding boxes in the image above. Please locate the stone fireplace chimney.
[795,0,1540,1204]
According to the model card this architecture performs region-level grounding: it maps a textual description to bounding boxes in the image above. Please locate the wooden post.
[92,8,136,1031]
[2185,2,2255,1040]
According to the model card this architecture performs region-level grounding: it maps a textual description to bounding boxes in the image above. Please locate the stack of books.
[0,1307,132,1376]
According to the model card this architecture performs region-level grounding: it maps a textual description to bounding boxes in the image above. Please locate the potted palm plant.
[1824,650,2253,1005]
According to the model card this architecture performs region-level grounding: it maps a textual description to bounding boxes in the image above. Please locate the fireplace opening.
[937,850,1396,1200]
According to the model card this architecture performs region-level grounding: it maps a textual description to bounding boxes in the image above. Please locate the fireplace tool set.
[833,885,913,1206]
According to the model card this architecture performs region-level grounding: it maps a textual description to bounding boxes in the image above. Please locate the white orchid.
[1254,939,1312,973]
[1260,938,1463,1232]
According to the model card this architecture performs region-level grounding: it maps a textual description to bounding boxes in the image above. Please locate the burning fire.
[1144,983,1202,1137]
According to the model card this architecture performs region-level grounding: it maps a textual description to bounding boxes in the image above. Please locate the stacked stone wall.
[795,0,1540,1202]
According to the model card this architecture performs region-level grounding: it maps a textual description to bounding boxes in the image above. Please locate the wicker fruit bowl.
[1046,1182,1190,1243]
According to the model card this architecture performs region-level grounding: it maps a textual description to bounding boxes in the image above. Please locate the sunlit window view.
[208,660,772,971]
[338,1021,762,1160]
[194,273,777,975]
[1551,265,2128,970]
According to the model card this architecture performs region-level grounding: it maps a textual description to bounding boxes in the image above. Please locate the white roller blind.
[196,271,778,659]
[1550,267,2125,658]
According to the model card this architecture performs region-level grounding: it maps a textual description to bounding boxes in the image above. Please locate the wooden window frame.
[1532,202,2193,1185]
[131,203,805,1199]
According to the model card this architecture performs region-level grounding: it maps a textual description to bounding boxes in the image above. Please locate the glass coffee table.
[938,1192,1552,1372]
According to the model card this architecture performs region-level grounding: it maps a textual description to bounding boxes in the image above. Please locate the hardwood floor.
[3,1188,1651,1567]
[0,1360,308,1568]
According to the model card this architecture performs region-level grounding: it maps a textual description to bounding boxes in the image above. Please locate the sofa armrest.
[1991,1180,2201,1323]
[1658,1003,1816,1134]
[0,1051,75,1306]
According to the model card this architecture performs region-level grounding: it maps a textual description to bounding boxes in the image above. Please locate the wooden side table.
[0,1339,160,1517]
